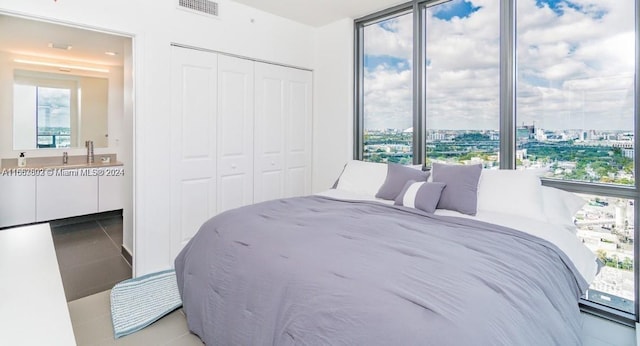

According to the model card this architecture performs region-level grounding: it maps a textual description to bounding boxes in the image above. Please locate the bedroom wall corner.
[312,18,354,193]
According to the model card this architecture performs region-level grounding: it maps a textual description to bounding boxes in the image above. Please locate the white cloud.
[364,65,413,130]
[363,12,413,62]
[363,0,635,131]
[516,0,634,130]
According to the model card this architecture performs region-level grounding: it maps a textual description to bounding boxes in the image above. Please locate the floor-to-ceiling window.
[516,0,635,185]
[515,0,636,314]
[424,0,500,167]
[355,0,638,324]
[361,11,414,164]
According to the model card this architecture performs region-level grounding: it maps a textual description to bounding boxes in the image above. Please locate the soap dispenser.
[18,152,26,167]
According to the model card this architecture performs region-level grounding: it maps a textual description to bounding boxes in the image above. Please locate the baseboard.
[121,245,133,266]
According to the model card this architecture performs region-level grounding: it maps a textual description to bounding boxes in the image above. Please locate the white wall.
[312,18,354,192]
[80,75,109,148]
[0,0,315,275]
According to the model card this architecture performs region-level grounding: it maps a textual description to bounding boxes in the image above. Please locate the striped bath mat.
[110,269,182,338]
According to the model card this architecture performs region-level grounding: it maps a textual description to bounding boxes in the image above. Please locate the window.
[361,11,413,164]
[516,0,635,186]
[514,0,636,313]
[575,193,635,314]
[424,0,500,167]
[36,86,72,148]
[13,69,109,150]
[13,72,77,150]
[355,0,638,324]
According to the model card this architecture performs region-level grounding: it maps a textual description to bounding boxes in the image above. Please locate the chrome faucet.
[85,140,94,163]
[62,151,68,165]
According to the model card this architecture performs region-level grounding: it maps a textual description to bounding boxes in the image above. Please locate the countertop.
[1,154,123,170]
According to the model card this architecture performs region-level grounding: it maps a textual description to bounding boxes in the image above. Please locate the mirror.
[13,69,108,149]
[0,13,129,151]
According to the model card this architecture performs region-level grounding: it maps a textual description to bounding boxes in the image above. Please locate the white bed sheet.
[316,189,597,284]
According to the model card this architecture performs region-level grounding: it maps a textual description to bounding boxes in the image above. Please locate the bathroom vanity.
[0,154,124,228]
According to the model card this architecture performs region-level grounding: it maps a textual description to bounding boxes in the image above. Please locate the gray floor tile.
[68,290,112,325]
[53,213,130,302]
[54,233,121,269]
[73,310,116,345]
[99,217,123,247]
[74,278,126,303]
[98,216,124,227]
[60,255,131,301]
[52,220,104,237]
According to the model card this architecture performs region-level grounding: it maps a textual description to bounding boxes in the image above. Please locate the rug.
[110,269,183,338]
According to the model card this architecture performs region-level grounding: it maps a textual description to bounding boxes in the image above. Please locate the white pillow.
[542,186,586,229]
[476,169,547,221]
[335,160,388,197]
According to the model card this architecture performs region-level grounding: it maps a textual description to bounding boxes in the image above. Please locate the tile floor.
[69,290,202,345]
[67,289,633,346]
[51,212,132,302]
[51,212,203,344]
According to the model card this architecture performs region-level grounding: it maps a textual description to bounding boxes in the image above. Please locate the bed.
[175,160,598,345]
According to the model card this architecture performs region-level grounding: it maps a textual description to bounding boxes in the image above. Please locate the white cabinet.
[0,175,36,228]
[169,46,313,259]
[36,169,98,222]
[0,167,125,227]
[98,168,125,212]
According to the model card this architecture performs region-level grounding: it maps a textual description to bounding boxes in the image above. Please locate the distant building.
[516,149,527,160]
[516,124,535,141]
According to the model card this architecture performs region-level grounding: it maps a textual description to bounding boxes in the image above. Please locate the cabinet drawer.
[36,169,98,222]
[0,175,36,228]
[98,167,125,212]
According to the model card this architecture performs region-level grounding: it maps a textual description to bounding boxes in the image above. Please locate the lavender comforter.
[175,196,588,345]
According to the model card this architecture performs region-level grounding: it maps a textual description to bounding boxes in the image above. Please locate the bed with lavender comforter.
[175,195,588,345]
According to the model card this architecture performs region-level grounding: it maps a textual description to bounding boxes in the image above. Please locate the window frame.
[354,0,640,326]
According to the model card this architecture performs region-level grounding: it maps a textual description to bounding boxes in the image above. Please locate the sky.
[363,0,635,131]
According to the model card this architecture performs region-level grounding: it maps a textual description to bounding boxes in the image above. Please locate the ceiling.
[0,0,403,70]
[231,0,407,27]
[0,14,129,69]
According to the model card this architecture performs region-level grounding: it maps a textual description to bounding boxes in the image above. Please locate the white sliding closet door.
[254,62,312,202]
[217,55,254,213]
[284,68,313,198]
[170,46,218,261]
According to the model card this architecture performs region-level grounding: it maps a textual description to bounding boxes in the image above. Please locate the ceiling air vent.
[178,0,220,18]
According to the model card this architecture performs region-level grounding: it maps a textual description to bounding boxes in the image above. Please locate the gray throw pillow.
[431,163,482,215]
[394,181,447,213]
[375,163,430,200]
